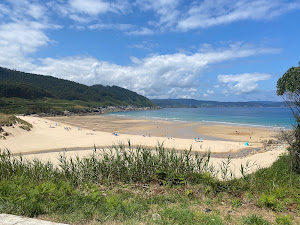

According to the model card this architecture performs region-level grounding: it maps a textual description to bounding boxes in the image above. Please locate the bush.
[243,214,270,225]
[276,215,292,225]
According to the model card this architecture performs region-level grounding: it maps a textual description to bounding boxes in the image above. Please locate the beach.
[0,115,288,177]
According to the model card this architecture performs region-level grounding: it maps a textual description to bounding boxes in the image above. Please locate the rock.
[205,208,212,213]
[152,213,161,221]
[0,214,68,225]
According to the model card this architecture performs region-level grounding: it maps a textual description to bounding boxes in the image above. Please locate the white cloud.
[0,3,10,17]
[49,0,130,23]
[177,0,300,30]
[167,87,197,99]
[21,44,279,99]
[27,3,46,19]
[89,23,133,31]
[136,0,180,29]
[202,89,214,98]
[0,21,52,70]
[69,0,110,15]
[69,14,92,23]
[125,27,154,35]
[128,41,159,51]
[16,0,298,34]
[0,1,288,100]
[218,73,272,94]
[3,0,47,21]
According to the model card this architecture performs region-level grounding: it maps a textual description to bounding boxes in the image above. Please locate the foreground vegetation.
[0,145,299,224]
[277,61,300,173]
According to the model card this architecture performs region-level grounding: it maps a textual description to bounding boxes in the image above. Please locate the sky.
[0,0,300,102]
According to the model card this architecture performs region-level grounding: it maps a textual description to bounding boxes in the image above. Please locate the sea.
[109,107,295,128]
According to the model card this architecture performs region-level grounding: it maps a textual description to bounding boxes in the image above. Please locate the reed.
[0,146,299,224]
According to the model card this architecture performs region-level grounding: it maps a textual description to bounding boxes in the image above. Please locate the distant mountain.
[151,99,288,108]
[0,67,155,114]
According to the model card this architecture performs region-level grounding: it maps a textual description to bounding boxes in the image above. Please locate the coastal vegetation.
[0,145,299,224]
[0,114,32,139]
[0,67,155,114]
[277,61,300,173]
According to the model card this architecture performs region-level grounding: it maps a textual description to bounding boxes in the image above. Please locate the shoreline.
[0,115,277,154]
[0,115,288,178]
[108,113,289,130]
[46,114,279,143]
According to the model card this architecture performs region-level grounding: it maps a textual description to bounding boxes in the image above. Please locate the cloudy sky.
[1,0,300,101]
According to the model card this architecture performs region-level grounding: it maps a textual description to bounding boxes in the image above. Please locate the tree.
[277,61,300,173]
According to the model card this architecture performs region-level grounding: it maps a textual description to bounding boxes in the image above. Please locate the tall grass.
[0,145,299,223]
[0,143,215,185]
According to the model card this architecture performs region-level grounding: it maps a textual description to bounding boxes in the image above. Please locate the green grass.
[242,214,271,225]
[0,146,299,224]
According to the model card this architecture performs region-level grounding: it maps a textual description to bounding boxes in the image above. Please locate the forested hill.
[151,98,287,108]
[0,67,155,113]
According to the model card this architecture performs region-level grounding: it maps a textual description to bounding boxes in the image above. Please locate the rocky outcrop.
[37,105,161,117]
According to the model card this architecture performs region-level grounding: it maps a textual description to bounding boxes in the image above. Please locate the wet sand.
[47,115,276,142]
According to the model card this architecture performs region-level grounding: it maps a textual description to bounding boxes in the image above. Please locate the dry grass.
[0,114,32,138]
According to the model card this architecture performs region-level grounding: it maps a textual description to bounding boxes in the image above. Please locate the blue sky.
[0,0,300,101]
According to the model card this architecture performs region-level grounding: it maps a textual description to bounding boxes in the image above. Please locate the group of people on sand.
[194,137,203,142]
[194,138,204,149]
[64,127,72,131]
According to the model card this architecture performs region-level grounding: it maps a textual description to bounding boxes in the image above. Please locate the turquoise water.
[109,107,295,128]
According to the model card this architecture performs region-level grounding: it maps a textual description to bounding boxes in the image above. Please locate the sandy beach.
[0,115,288,178]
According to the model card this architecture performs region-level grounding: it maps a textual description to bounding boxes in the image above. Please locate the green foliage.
[0,67,155,114]
[162,207,195,224]
[242,214,270,225]
[196,214,224,225]
[56,145,214,185]
[277,62,300,96]
[276,215,292,225]
[0,148,299,224]
[258,194,277,209]
[231,199,242,208]
[0,81,52,99]
[277,62,300,173]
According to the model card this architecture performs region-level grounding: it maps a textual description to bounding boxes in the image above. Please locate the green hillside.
[151,98,287,108]
[0,67,155,114]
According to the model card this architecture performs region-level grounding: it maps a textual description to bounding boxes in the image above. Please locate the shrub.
[276,215,292,225]
[243,214,270,225]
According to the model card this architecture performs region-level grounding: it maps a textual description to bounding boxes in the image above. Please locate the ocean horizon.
[109,107,295,128]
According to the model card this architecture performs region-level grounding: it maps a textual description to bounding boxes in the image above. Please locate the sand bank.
[0,115,274,154]
[0,115,288,177]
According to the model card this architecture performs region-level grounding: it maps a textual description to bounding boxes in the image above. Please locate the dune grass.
[0,114,32,139]
[0,145,299,224]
